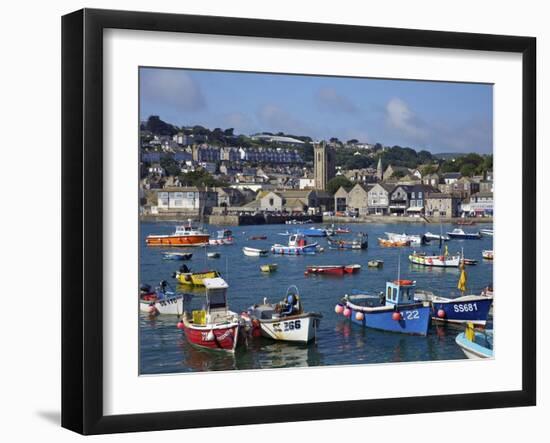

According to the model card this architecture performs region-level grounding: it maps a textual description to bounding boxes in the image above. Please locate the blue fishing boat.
[415,254,493,326]
[271,233,318,255]
[337,280,431,336]
[455,323,494,358]
[297,227,327,237]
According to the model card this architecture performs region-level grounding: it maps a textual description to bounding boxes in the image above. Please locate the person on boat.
[179,264,190,274]
[378,291,386,306]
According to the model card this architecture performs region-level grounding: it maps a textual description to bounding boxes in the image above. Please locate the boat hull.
[139,295,184,315]
[455,331,493,358]
[271,244,318,255]
[243,247,269,257]
[162,252,192,260]
[447,233,481,239]
[209,238,234,246]
[347,303,431,335]
[327,238,368,249]
[183,321,240,352]
[306,265,345,275]
[146,235,210,247]
[258,314,321,343]
[409,254,460,267]
[431,297,492,326]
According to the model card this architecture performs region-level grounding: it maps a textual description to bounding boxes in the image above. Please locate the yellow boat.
[174,270,221,286]
[260,264,278,273]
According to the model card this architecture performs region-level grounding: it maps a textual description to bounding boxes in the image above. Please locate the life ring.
[394,279,414,286]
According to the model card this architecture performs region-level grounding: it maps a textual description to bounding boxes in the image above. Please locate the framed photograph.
[62,8,536,435]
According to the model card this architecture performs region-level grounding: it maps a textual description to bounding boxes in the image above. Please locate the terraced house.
[367,183,394,215]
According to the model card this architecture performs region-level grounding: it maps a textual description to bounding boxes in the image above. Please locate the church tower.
[314,142,336,191]
[376,156,383,181]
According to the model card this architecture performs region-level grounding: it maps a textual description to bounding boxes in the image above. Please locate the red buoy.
[437,309,446,318]
[392,311,402,321]
[176,321,184,330]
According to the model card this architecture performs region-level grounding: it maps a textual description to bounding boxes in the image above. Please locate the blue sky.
[140,67,493,154]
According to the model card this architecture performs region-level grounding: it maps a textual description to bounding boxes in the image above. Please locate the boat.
[139,282,184,315]
[325,224,351,235]
[162,252,192,261]
[145,219,210,247]
[344,264,361,273]
[447,228,482,239]
[285,219,312,225]
[378,238,410,247]
[177,277,241,352]
[414,257,493,326]
[455,323,493,358]
[241,286,322,343]
[173,264,221,286]
[385,232,427,246]
[337,279,431,336]
[409,250,461,267]
[327,233,368,250]
[305,265,346,276]
[480,228,494,236]
[249,235,267,240]
[243,246,269,257]
[482,250,494,260]
[260,264,278,273]
[271,233,318,255]
[457,219,476,225]
[209,229,234,245]
[207,252,220,259]
[461,258,478,265]
[367,260,384,268]
[297,227,327,237]
[424,232,450,242]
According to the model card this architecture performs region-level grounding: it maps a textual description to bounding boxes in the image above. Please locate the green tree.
[159,156,181,176]
[326,176,353,194]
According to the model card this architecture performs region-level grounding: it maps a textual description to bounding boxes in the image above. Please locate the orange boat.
[146,220,210,247]
[378,237,410,247]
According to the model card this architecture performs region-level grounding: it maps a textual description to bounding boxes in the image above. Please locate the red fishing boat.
[177,277,241,352]
[305,265,345,275]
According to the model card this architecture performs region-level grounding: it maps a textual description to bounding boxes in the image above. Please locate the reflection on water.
[139,222,493,374]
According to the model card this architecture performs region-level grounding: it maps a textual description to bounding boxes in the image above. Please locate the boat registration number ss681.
[453,303,478,313]
[272,320,301,332]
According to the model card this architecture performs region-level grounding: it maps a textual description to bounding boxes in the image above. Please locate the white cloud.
[385,98,428,141]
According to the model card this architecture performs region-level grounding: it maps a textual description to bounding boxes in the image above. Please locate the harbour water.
[139,221,493,374]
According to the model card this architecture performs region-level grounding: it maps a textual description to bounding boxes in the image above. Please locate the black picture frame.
[62,8,536,435]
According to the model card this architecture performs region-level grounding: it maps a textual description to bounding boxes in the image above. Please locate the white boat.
[455,323,494,359]
[482,250,494,260]
[385,232,426,246]
[139,283,184,315]
[209,229,234,245]
[271,233,318,255]
[243,246,269,257]
[207,252,221,258]
[424,232,450,242]
[480,228,494,236]
[241,287,322,343]
[409,251,460,267]
[447,228,482,239]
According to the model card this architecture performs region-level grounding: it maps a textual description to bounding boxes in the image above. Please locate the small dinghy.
[173,264,221,286]
[455,323,493,359]
[241,286,322,343]
[305,265,345,276]
[260,264,278,273]
[327,233,368,250]
[243,246,269,257]
[162,252,193,260]
[249,235,267,240]
[207,252,221,259]
[367,260,384,268]
[480,228,494,236]
[482,250,494,260]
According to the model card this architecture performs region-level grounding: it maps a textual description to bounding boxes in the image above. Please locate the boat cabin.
[174,219,202,235]
[385,280,417,307]
[203,277,229,323]
[215,229,233,239]
[288,233,307,247]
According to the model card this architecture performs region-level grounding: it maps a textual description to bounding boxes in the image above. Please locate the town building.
[154,186,218,215]
[334,186,349,213]
[367,183,394,215]
[347,184,372,216]
[460,191,494,217]
[425,192,462,218]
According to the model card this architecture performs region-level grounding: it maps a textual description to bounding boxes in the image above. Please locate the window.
[269,198,274,206]
[419,191,423,199]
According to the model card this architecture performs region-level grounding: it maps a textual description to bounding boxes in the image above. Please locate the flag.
[457,260,467,293]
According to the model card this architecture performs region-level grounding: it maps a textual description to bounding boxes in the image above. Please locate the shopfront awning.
[406,206,424,212]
